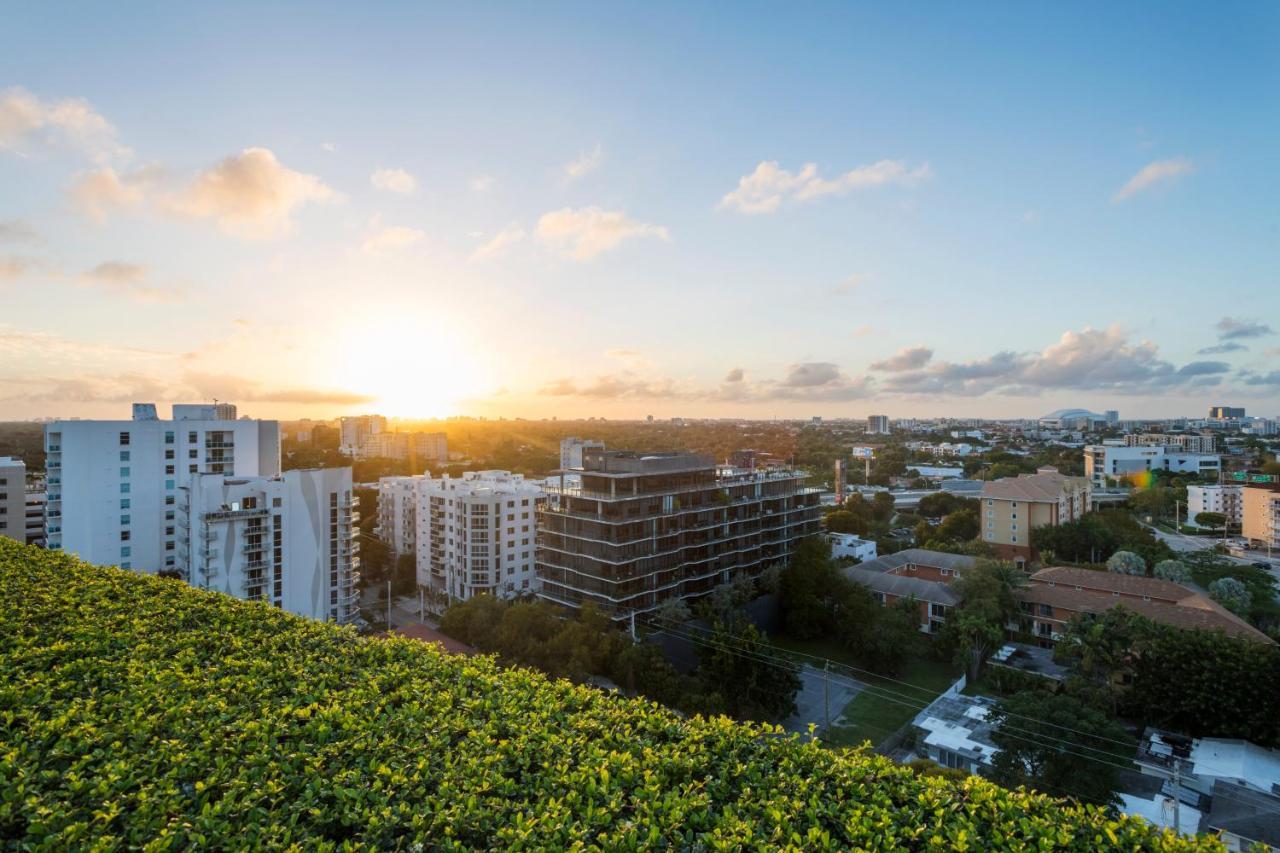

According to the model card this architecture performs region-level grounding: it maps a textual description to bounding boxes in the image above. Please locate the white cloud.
[535,207,668,261]
[370,167,417,194]
[0,86,128,160]
[167,148,336,238]
[719,159,931,214]
[470,175,497,193]
[1216,317,1273,340]
[469,224,525,262]
[320,142,338,153]
[68,165,160,222]
[361,224,425,253]
[563,144,603,181]
[1112,157,1194,202]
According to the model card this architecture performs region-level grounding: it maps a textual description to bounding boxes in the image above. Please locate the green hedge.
[0,540,1217,849]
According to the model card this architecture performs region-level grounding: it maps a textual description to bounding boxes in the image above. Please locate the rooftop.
[843,566,963,606]
[981,468,1091,502]
[855,548,978,575]
[1204,781,1280,847]
[912,688,1000,766]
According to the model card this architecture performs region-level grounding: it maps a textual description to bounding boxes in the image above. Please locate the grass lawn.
[770,633,962,749]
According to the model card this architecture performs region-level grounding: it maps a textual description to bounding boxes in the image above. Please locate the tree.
[870,491,896,523]
[1194,511,1227,530]
[1106,550,1145,576]
[1209,577,1251,615]
[1152,559,1191,583]
[778,537,844,639]
[935,509,979,543]
[1055,608,1144,715]
[849,594,920,677]
[939,560,1023,681]
[439,594,508,647]
[824,510,867,535]
[694,619,802,723]
[989,691,1133,807]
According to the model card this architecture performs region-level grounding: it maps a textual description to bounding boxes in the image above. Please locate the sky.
[2,2,1278,422]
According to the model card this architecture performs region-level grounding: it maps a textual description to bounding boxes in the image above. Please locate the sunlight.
[330,316,483,418]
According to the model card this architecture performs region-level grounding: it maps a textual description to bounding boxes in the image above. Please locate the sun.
[330,317,485,418]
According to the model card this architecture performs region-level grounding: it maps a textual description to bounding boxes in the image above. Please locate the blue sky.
[2,2,1278,420]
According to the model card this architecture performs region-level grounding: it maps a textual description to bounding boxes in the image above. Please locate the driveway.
[782,664,863,738]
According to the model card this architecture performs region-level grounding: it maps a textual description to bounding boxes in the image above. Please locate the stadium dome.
[1040,408,1105,420]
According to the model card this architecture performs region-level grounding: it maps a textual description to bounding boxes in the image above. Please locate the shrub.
[1152,559,1191,583]
[1106,550,1146,576]
[0,540,1218,849]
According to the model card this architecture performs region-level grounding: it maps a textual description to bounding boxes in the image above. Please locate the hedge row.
[0,540,1219,849]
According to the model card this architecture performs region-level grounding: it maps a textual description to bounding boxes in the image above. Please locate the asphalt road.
[782,664,863,737]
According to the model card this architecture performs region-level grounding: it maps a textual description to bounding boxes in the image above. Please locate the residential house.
[979,467,1091,566]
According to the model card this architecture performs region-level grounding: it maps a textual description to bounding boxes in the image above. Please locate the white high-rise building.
[44,403,281,574]
[0,457,26,544]
[867,415,891,435]
[560,437,605,471]
[410,470,545,601]
[339,415,387,456]
[375,475,420,558]
[179,467,359,623]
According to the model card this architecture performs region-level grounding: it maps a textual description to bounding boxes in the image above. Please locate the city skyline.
[3,3,1279,421]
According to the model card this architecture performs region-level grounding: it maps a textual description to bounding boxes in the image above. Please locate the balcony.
[341,496,360,509]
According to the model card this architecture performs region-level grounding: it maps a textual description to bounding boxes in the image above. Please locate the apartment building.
[415,471,545,601]
[375,475,420,558]
[537,450,822,617]
[1084,444,1221,487]
[1186,484,1243,529]
[1017,567,1271,645]
[338,414,387,456]
[0,457,25,544]
[24,486,46,547]
[867,415,891,435]
[1209,406,1246,421]
[1242,484,1280,552]
[361,430,448,464]
[45,403,281,573]
[1124,433,1217,454]
[179,467,359,623]
[560,437,605,471]
[840,549,975,633]
[980,467,1091,565]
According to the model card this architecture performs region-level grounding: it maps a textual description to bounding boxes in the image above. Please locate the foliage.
[1152,559,1191,583]
[1183,551,1280,634]
[823,509,866,536]
[778,537,848,640]
[694,618,803,723]
[1208,577,1251,615]
[937,560,1025,681]
[0,540,1224,849]
[1053,601,1280,747]
[1193,511,1226,530]
[989,691,1134,807]
[1106,550,1146,576]
[906,758,969,782]
[917,491,977,519]
[1032,510,1173,567]
[935,509,979,543]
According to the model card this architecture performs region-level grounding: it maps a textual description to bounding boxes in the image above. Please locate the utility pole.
[419,586,424,621]
[1171,761,1181,833]
[629,610,637,642]
[386,580,392,631]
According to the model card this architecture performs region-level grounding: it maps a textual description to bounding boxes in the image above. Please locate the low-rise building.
[1186,484,1242,529]
[910,682,999,774]
[828,532,877,563]
[1017,566,1272,645]
[1084,444,1221,487]
[840,549,975,633]
[979,467,1091,565]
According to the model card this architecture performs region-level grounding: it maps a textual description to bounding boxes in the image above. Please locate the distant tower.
[834,458,844,505]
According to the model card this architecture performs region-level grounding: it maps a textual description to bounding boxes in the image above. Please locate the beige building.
[1242,485,1280,551]
[979,467,1091,566]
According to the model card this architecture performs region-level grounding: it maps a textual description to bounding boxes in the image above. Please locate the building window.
[120,483,131,494]
[119,451,130,461]
[189,449,198,459]
[166,480,175,490]
[119,467,130,477]
[188,431,197,443]
[120,515,130,525]
[120,498,131,509]
[119,431,130,446]
[120,546,131,558]
[164,431,174,444]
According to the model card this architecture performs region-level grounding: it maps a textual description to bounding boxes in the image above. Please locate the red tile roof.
[390,623,477,656]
